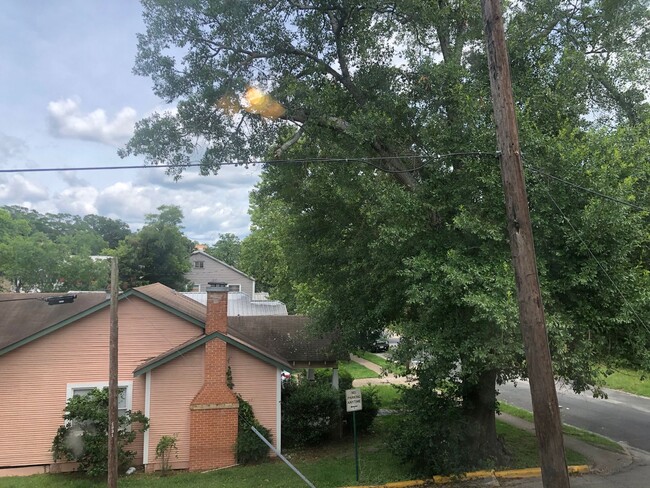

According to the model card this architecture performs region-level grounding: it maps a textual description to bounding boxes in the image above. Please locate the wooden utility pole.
[108,257,119,488]
[480,1,571,487]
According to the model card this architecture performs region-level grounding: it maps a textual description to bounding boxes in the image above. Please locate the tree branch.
[273,124,306,158]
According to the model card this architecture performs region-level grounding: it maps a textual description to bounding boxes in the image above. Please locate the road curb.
[341,464,590,487]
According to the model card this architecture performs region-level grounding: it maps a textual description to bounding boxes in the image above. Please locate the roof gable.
[0,293,110,356]
[1,283,343,371]
[190,251,255,281]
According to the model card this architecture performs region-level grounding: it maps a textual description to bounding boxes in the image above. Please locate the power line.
[2,151,646,212]
[0,152,497,174]
[525,163,648,212]
[543,187,650,336]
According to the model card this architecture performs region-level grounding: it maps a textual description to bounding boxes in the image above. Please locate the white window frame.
[194,261,204,268]
[66,381,133,416]
[227,284,241,292]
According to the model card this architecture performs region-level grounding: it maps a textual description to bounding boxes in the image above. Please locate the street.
[499,380,650,451]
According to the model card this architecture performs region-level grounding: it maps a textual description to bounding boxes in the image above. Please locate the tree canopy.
[206,233,241,268]
[0,205,194,293]
[126,0,650,471]
[113,205,193,290]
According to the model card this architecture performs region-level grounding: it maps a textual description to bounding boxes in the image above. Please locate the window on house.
[71,387,128,417]
[228,284,241,292]
[66,382,132,434]
[67,382,132,418]
[194,261,204,268]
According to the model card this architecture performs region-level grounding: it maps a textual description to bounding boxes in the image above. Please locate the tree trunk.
[461,369,503,463]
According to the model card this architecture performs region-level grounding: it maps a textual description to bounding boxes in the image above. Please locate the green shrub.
[236,397,272,464]
[389,387,472,476]
[51,388,149,477]
[304,368,379,435]
[281,380,341,448]
[345,387,379,433]
[155,435,178,474]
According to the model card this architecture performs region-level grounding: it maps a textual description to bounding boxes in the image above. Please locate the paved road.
[499,380,650,451]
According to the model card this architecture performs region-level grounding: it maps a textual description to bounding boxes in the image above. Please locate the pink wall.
[229,347,279,449]
[0,296,201,469]
[145,344,279,471]
[146,347,204,471]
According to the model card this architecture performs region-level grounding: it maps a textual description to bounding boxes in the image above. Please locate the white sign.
[345,388,363,412]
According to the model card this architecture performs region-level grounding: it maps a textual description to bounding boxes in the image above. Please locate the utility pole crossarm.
[480,1,571,487]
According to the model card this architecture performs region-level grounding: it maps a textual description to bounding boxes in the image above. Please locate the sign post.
[346,388,362,482]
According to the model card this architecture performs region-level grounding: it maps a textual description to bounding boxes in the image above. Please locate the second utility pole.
[480,1,571,487]
[108,257,119,488]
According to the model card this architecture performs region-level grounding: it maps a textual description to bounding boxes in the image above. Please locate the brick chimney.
[189,282,239,471]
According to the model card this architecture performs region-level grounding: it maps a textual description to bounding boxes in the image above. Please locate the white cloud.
[0,132,27,165]
[52,186,99,215]
[47,97,137,146]
[0,174,49,202]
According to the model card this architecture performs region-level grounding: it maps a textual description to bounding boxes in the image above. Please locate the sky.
[0,1,262,243]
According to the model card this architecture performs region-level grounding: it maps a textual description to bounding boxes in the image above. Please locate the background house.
[0,283,340,476]
[186,251,256,296]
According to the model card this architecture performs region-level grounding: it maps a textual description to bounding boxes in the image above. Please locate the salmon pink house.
[0,282,339,476]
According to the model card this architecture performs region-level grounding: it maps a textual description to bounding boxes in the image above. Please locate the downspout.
[143,371,151,468]
[276,368,282,452]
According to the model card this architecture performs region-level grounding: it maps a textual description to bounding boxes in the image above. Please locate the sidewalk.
[348,354,650,487]
[350,354,415,387]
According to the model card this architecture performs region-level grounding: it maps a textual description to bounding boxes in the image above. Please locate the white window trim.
[227,284,241,292]
[66,381,133,412]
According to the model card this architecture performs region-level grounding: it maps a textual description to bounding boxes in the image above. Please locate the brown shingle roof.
[228,315,341,365]
[0,292,109,353]
[135,283,206,322]
[0,284,344,367]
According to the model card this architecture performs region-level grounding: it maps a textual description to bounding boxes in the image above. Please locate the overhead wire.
[0,150,646,213]
[0,151,497,174]
[541,179,650,336]
[525,164,648,212]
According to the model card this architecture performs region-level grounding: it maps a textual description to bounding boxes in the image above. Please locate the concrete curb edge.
[342,464,590,487]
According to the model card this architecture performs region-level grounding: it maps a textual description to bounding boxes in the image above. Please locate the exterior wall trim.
[276,369,282,452]
[0,299,112,357]
[189,403,238,410]
[0,288,204,358]
[143,371,151,466]
[66,381,133,409]
[133,331,291,377]
[191,251,255,281]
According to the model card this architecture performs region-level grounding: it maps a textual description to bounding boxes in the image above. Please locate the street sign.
[346,388,362,412]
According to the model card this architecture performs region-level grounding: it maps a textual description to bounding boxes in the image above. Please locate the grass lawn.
[358,352,406,376]
[358,351,392,369]
[338,360,379,379]
[0,415,589,488]
[496,421,587,468]
[602,367,650,397]
[499,401,623,453]
[364,384,402,409]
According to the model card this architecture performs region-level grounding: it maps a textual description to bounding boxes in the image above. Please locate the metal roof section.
[182,291,288,316]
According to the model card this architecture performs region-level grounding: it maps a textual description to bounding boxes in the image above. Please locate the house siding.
[144,344,279,471]
[146,348,204,471]
[229,347,279,449]
[186,253,254,297]
[0,297,201,470]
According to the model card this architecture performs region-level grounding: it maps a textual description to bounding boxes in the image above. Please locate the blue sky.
[0,1,261,242]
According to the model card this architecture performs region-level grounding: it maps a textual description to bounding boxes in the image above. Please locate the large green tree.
[113,205,193,290]
[206,233,241,268]
[124,0,650,469]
